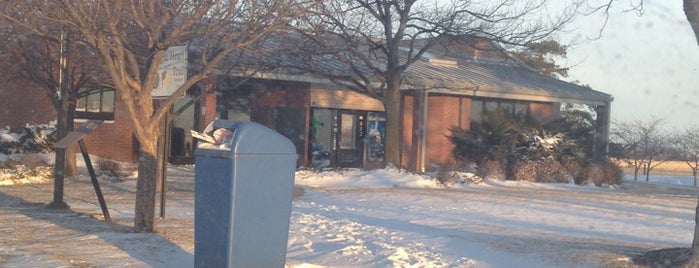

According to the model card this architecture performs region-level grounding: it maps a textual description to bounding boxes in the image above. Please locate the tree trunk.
[50,95,70,209]
[50,30,71,209]
[382,83,403,168]
[134,137,159,232]
[645,161,651,182]
[65,104,77,177]
[688,194,699,267]
[678,1,699,266]
[685,0,699,45]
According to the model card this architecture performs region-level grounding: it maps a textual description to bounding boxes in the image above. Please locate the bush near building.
[0,123,56,155]
[449,107,622,186]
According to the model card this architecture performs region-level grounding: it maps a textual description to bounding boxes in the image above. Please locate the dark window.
[471,100,484,123]
[470,98,531,126]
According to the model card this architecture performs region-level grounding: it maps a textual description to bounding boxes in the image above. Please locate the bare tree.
[673,128,699,186]
[580,0,699,43]
[2,0,314,232]
[0,19,109,208]
[611,118,669,182]
[296,0,577,167]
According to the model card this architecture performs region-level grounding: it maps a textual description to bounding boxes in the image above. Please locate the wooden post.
[49,30,70,209]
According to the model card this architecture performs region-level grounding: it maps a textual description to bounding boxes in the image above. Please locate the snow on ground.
[0,156,698,267]
[288,169,696,267]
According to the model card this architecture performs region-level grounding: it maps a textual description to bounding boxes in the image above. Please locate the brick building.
[218,58,611,171]
[0,79,216,164]
[1,37,612,171]
[201,36,611,171]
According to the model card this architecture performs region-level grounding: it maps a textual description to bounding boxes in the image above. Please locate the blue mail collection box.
[194,120,298,268]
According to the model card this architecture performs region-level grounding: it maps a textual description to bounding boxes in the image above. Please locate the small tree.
[611,118,669,181]
[511,39,569,78]
[2,0,315,232]
[674,128,699,186]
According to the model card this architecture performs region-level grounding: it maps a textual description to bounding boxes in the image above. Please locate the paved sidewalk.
[0,166,197,267]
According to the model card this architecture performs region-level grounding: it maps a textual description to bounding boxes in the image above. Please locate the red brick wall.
[80,97,137,163]
[0,81,56,129]
[199,89,217,131]
[253,80,309,108]
[425,94,467,167]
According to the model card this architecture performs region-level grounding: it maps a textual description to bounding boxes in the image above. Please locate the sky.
[561,0,699,130]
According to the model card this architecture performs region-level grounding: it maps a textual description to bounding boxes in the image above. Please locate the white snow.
[0,157,698,267]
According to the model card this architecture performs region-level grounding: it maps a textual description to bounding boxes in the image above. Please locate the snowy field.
[0,156,698,267]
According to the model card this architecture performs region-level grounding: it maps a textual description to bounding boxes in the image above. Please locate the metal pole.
[79,140,111,221]
[160,107,171,219]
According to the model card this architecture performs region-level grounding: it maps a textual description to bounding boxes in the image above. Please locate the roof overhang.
[226,69,613,107]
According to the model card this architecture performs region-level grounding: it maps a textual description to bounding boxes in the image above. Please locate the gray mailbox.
[194,120,298,268]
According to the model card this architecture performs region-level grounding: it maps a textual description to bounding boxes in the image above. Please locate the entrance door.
[335,111,365,168]
[309,109,365,168]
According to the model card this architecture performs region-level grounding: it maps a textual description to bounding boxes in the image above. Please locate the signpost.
[152,45,188,218]
[49,30,71,210]
[53,120,111,221]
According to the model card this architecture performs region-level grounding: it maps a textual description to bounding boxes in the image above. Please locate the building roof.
[403,58,613,105]
[233,32,613,106]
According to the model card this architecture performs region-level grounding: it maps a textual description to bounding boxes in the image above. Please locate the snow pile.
[296,167,446,189]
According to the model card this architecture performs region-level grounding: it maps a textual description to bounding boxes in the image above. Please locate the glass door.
[309,108,366,168]
[336,110,365,168]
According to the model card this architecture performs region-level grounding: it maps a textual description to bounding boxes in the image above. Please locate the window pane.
[340,113,356,149]
[76,96,86,111]
[470,100,483,123]
[500,102,514,115]
[102,90,115,112]
[87,92,101,112]
[311,109,332,153]
[484,101,498,113]
[514,102,528,117]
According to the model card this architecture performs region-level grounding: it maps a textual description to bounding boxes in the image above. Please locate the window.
[339,113,356,149]
[471,98,531,126]
[76,88,115,120]
[471,100,483,123]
